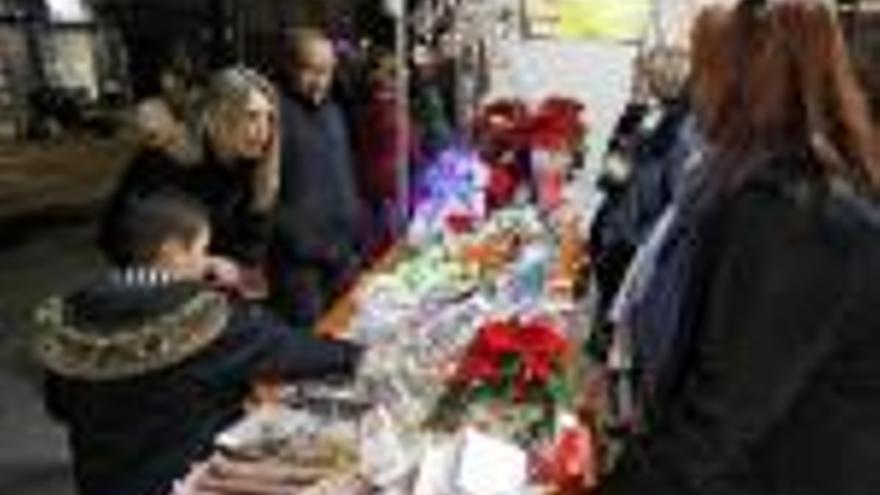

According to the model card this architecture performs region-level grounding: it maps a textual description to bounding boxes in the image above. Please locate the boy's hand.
[204,257,268,301]
[204,256,244,288]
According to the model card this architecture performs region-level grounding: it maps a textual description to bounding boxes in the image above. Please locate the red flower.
[486,165,519,209]
[455,352,502,384]
[527,96,588,151]
[473,320,520,356]
[454,320,519,386]
[516,320,569,392]
[452,318,570,402]
[475,99,529,147]
[445,212,475,234]
[474,101,527,154]
[518,319,569,357]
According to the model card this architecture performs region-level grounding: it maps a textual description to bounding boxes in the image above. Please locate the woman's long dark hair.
[690,0,878,190]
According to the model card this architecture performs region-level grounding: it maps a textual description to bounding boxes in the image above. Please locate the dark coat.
[185,154,272,265]
[275,92,364,264]
[591,101,697,348]
[602,155,880,495]
[35,271,361,495]
[594,100,695,254]
[99,148,271,266]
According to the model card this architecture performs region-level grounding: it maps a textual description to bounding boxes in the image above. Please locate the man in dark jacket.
[271,28,366,326]
[35,193,361,495]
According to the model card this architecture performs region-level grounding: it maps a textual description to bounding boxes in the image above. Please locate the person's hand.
[237,266,269,300]
[204,256,244,289]
[170,462,217,495]
[204,257,269,301]
[173,454,373,494]
[171,455,305,494]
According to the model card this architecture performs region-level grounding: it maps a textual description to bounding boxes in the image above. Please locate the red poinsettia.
[474,98,530,151]
[518,319,569,386]
[478,320,522,355]
[444,212,476,234]
[486,164,520,209]
[527,96,588,151]
[453,318,570,402]
[474,96,588,153]
[454,320,518,385]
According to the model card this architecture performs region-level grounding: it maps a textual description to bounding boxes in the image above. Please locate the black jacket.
[603,155,880,495]
[35,270,361,495]
[99,148,271,266]
[275,92,364,264]
[185,154,272,265]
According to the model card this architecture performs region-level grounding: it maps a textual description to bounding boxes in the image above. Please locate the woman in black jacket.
[601,1,880,494]
[100,67,279,281]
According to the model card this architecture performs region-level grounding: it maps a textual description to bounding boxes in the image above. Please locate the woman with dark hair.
[601,1,880,494]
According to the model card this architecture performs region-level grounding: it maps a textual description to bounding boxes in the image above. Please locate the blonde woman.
[101,66,279,295]
[189,67,279,262]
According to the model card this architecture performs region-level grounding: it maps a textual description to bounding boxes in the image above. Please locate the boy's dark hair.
[114,191,209,265]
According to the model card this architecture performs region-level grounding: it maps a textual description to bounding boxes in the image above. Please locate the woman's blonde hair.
[201,66,280,212]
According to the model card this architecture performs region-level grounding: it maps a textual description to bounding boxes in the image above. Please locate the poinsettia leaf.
[548,372,573,405]
[501,353,521,376]
[526,382,545,403]
[473,382,502,403]
[500,353,521,399]
[537,416,555,440]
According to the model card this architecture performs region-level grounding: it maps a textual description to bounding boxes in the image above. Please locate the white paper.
[454,428,528,495]
[413,438,459,495]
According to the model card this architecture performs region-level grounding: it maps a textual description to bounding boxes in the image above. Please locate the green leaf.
[473,383,502,403]
[500,354,521,400]
[548,372,573,405]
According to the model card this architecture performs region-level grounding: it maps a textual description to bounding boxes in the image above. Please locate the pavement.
[0,136,132,495]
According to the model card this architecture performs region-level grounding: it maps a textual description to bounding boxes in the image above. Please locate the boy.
[34,192,361,495]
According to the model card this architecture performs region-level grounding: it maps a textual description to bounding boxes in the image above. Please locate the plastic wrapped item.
[359,407,413,487]
[413,436,459,495]
[409,148,490,246]
[217,406,359,472]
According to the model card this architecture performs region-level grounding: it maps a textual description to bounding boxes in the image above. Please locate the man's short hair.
[282,27,332,65]
[113,191,209,265]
